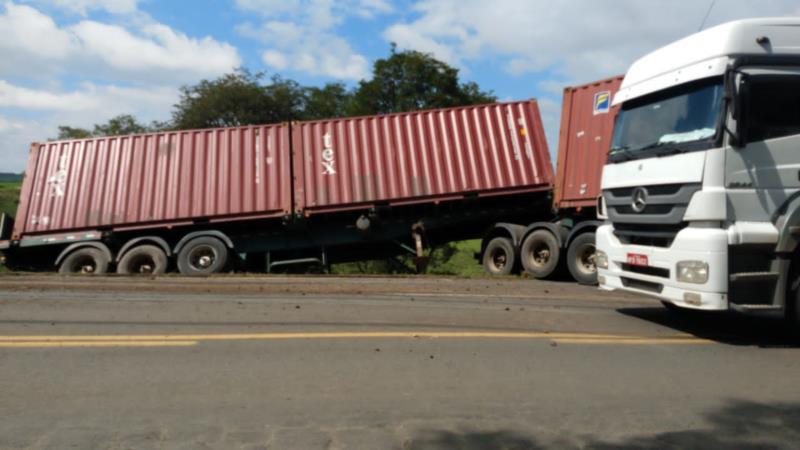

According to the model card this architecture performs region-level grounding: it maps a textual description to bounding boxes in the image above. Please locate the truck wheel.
[117,245,168,275]
[566,232,598,285]
[520,230,560,279]
[483,237,516,276]
[58,247,110,275]
[177,236,228,276]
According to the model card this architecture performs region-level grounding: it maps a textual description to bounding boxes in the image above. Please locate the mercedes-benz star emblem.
[631,187,648,213]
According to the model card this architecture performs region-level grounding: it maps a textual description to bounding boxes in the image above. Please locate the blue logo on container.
[593,91,611,115]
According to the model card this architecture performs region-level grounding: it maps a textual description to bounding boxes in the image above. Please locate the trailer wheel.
[117,245,168,275]
[566,232,597,285]
[176,236,228,276]
[58,247,110,275]
[520,230,560,279]
[483,237,516,276]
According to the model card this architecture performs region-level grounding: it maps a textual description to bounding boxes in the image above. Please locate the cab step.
[729,272,779,282]
[730,304,783,312]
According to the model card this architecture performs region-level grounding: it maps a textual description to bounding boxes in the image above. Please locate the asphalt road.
[0,274,799,450]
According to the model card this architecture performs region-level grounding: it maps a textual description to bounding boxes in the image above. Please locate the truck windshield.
[608,77,724,163]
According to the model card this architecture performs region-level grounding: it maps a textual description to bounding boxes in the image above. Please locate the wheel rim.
[128,254,157,274]
[188,245,217,272]
[575,243,597,275]
[530,242,551,268]
[489,247,508,272]
[70,255,97,274]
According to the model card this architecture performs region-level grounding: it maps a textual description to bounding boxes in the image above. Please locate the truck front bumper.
[596,224,728,310]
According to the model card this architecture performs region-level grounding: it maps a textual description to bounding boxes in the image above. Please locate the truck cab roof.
[614,18,800,106]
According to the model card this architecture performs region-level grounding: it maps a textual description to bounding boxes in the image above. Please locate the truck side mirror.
[731,76,749,148]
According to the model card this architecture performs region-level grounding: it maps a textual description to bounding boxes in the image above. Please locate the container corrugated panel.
[13,124,291,238]
[293,100,554,215]
[553,76,623,210]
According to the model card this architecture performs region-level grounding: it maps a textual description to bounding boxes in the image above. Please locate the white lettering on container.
[321,132,336,175]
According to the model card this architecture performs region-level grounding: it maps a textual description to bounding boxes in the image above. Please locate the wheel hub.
[198,255,213,268]
[491,250,507,269]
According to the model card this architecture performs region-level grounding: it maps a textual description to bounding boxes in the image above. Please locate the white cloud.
[0,80,176,113]
[385,0,800,83]
[0,2,241,83]
[236,0,390,80]
[0,116,25,133]
[0,2,242,171]
[261,50,289,70]
[70,21,240,79]
[48,0,139,16]
[0,81,179,171]
[0,3,77,61]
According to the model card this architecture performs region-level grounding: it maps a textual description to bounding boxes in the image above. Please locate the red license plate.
[626,253,649,266]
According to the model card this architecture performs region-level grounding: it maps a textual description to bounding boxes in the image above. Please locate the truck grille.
[612,223,687,248]
[603,183,701,225]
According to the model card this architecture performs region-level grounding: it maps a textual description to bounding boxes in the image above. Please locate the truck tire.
[520,229,560,279]
[176,236,228,276]
[482,237,516,276]
[58,247,110,275]
[566,232,598,285]
[117,245,168,275]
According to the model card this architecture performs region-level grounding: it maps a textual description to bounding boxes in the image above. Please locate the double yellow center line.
[0,331,712,348]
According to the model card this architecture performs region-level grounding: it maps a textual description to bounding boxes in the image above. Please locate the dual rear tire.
[482,237,516,276]
[116,245,168,275]
[518,230,597,285]
[57,236,229,277]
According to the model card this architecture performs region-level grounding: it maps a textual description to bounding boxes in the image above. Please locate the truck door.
[725,69,800,222]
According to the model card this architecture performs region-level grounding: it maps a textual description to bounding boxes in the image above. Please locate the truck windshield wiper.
[608,146,636,162]
[631,141,682,157]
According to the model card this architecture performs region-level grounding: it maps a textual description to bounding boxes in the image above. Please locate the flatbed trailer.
[0,101,555,275]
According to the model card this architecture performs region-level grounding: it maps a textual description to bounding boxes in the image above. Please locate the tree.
[92,114,148,136]
[55,115,150,140]
[302,83,352,120]
[171,69,304,129]
[57,126,92,140]
[349,45,496,115]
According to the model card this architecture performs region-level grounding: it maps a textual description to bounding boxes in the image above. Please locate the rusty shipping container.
[552,76,623,210]
[12,124,292,239]
[293,100,553,215]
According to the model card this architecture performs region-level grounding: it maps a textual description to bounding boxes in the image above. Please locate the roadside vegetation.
[0,182,20,218]
[330,240,486,277]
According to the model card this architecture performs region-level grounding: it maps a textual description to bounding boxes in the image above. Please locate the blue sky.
[1,0,799,172]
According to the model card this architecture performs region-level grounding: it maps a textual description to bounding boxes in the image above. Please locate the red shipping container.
[553,76,623,210]
[13,124,291,238]
[292,100,553,215]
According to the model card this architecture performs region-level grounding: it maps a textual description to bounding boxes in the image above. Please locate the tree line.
[57,47,496,140]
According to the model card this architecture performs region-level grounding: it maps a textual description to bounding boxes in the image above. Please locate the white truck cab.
[596,18,800,322]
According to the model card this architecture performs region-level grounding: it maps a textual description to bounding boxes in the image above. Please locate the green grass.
[330,239,486,277]
[0,182,20,218]
[0,182,20,271]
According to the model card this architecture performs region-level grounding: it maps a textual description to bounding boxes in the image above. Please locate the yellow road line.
[0,331,696,342]
[0,340,197,348]
[554,338,712,345]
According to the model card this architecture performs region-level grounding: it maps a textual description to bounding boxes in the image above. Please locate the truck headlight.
[676,261,709,284]
[595,250,608,269]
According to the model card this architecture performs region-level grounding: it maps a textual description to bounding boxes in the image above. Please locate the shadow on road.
[617,306,800,347]
[407,429,543,450]
[407,400,800,449]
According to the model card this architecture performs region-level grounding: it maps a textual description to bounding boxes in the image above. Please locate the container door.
[557,79,621,207]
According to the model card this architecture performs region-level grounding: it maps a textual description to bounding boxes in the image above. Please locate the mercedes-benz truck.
[596,18,800,322]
